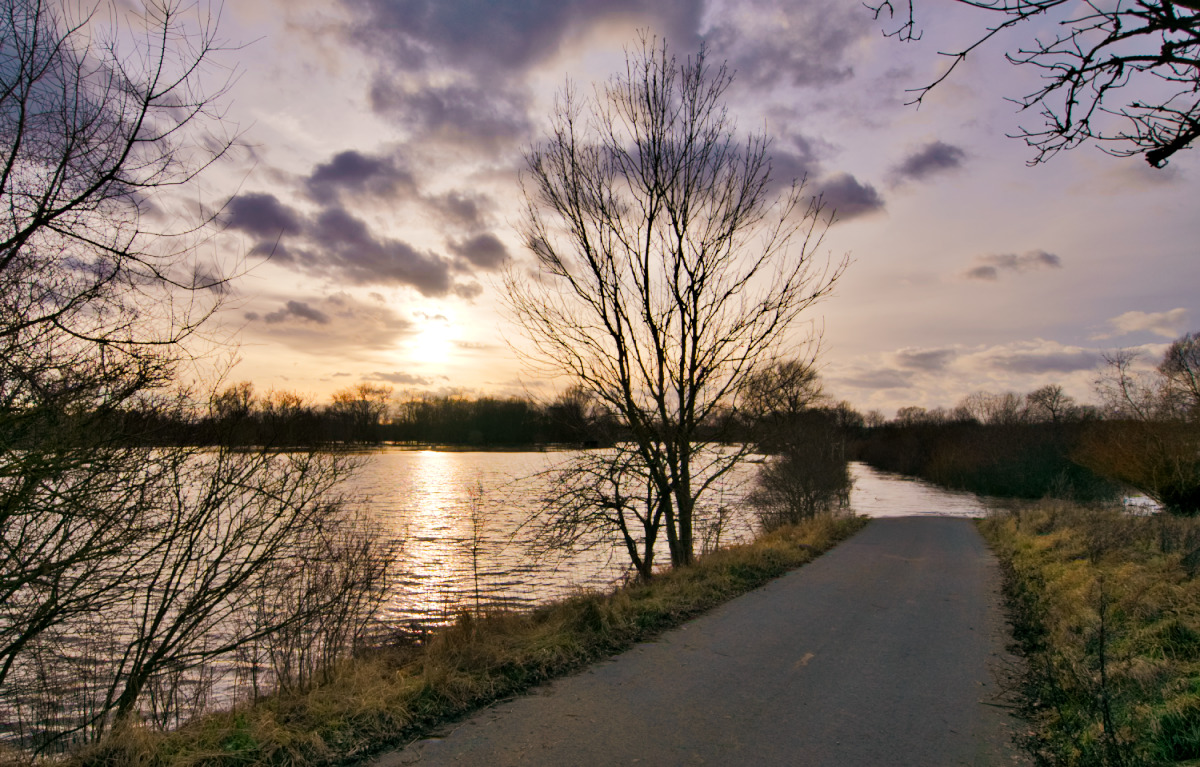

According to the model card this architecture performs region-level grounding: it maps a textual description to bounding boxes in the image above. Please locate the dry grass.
[979,501,1200,766]
[73,513,868,767]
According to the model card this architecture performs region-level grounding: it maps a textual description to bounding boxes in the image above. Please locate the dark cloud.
[343,0,706,151]
[369,79,532,149]
[453,282,485,300]
[817,173,885,220]
[264,301,331,325]
[965,265,999,281]
[986,350,1103,374]
[342,0,703,77]
[224,193,301,238]
[245,293,415,354]
[890,141,966,185]
[449,232,511,270]
[705,0,871,89]
[964,250,1063,281]
[370,371,437,385]
[836,369,915,390]
[309,208,455,294]
[895,348,957,371]
[455,340,497,350]
[306,150,415,202]
[426,192,481,225]
[765,139,822,195]
[224,191,465,296]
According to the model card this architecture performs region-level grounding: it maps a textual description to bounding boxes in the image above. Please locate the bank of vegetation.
[980,502,1200,766]
[856,333,1200,518]
[72,514,866,767]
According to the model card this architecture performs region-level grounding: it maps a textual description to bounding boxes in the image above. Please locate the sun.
[410,319,455,365]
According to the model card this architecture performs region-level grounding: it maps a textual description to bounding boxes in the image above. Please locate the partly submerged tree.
[0,1,388,749]
[871,0,1200,166]
[507,36,846,571]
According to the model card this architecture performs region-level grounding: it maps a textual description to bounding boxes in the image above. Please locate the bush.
[750,433,852,532]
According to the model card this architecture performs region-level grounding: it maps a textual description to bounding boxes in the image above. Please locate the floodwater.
[0,451,1000,749]
[347,451,994,630]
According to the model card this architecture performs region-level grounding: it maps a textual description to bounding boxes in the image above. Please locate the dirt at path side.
[375,517,1027,767]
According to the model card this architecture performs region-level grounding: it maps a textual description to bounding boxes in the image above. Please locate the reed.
[980,501,1200,766]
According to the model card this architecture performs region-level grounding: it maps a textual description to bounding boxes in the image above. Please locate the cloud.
[963,250,1062,281]
[224,193,302,238]
[305,150,415,202]
[307,208,456,293]
[835,368,915,390]
[449,232,511,270]
[704,0,872,89]
[982,349,1104,374]
[244,292,415,354]
[889,141,966,185]
[342,0,703,78]
[1097,308,1188,339]
[368,79,533,150]
[426,191,486,227]
[817,173,885,220]
[894,347,957,371]
[370,371,438,385]
[264,301,330,324]
[224,191,468,296]
[343,0,705,152]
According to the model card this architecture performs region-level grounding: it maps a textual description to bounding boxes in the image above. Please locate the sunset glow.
[207,0,1197,414]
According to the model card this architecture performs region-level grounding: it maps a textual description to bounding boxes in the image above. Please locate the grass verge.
[978,501,1200,766]
[74,513,867,767]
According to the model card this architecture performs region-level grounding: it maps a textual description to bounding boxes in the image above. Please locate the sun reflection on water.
[346,452,995,633]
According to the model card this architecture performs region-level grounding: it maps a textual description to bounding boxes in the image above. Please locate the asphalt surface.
[376,517,1027,766]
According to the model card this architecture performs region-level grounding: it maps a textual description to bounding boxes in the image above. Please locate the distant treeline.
[101,383,617,447]
[854,350,1200,516]
[853,419,1119,501]
[83,381,865,450]
[850,385,1118,501]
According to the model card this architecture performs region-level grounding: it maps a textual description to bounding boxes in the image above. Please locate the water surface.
[348,452,993,629]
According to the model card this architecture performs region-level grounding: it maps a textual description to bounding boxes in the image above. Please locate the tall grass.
[71,514,867,767]
[980,501,1200,766]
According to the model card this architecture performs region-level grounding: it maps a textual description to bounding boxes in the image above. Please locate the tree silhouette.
[871,0,1200,166]
[508,35,846,570]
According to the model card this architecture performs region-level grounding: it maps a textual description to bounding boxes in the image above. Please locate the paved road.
[376,517,1026,766]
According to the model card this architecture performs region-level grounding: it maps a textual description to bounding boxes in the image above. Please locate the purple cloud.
[449,232,511,270]
[306,150,415,202]
[224,193,301,238]
[890,141,967,185]
[964,250,1062,281]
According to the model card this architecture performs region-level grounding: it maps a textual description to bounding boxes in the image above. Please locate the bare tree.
[1158,330,1200,411]
[955,390,1028,425]
[739,357,825,451]
[870,0,1200,166]
[527,444,664,582]
[1081,343,1200,514]
[329,382,394,443]
[507,36,846,570]
[0,1,392,750]
[1025,383,1078,423]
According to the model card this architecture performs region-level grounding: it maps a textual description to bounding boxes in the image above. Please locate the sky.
[170,0,1197,416]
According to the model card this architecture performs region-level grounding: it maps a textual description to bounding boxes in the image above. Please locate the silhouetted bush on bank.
[854,421,1119,502]
[750,412,853,531]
